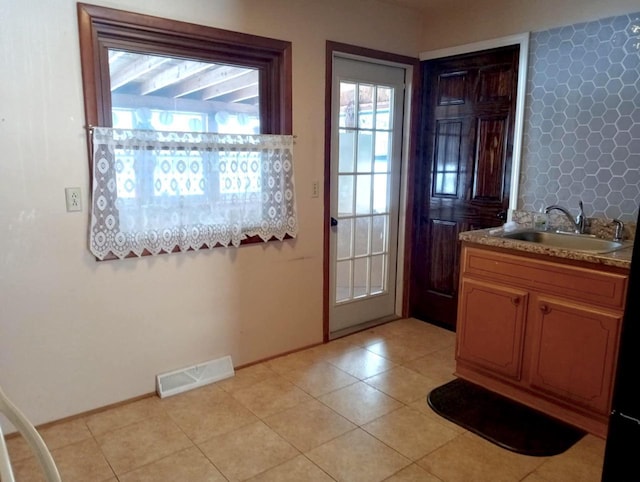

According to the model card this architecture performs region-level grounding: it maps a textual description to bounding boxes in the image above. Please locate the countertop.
[459,228,633,270]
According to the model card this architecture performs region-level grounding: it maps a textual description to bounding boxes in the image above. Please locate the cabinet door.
[457,278,528,380]
[528,296,622,415]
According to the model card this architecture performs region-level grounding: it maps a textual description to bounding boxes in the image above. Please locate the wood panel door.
[410,46,519,330]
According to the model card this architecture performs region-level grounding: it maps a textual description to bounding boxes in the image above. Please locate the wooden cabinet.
[455,244,628,437]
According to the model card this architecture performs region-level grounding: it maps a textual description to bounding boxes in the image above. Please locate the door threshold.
[329,314,400,341]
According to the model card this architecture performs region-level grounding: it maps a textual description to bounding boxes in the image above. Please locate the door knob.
[330,217,338,227]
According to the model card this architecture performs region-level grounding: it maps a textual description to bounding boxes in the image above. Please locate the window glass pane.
[109,50,260,135]
[358,84,374,128]
[337,218,353,260]
[374,131,390,173]
[353,257,369,298]
[371,255,385,294]
[371,215,387,254]
[375,86,392,130]
[338,175,355,216]
[357,131,373,173]
[355,174,372,215]
[339,82,357,128]
[339,129,355,173]
[354,217,371,257]
[373,173,389,214]
[336,260,352,303]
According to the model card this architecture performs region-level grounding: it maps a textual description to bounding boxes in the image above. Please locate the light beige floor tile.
[318,381,403,426]
[408,400,466,434]
[247,454,335,481]
[96,414,193,475]
[86,397,165,436]
[281,361,358,397]
[11,456,48,482]
[40,418,93,450]
[531,434,605,482]
[402,355,456,390]
[365,365,433,404]
[307,337,362,362]
[363,406,460,460]
[266,349,319,375]
[307,428,410,482]
[364,336,433,363]
[263,399,356,452]
[158,383,224,411]
[118,446,226,482]
[230,375,313,418]
[417,431,545,482]
[6,434,36,463]
[198,420,299,481]
[383,463,442,481]
[52,437,115,482]
[343,327,390,348]
[327,347,395,379]
[164,390,258,443]
[216,363,279,394]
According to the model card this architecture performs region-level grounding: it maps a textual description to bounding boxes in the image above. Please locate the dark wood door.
[410,46,519,330]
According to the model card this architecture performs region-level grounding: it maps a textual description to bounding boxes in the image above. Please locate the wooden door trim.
[323,41,420,342]
[420,33,529,220]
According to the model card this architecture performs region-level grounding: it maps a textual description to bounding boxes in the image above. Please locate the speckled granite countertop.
[459,228,633,270]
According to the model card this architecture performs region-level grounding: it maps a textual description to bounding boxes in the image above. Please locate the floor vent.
[156,356,234,398]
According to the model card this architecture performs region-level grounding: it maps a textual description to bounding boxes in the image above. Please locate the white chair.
[0,386,61,482]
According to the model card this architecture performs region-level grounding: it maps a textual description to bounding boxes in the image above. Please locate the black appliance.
[602,212,640,481]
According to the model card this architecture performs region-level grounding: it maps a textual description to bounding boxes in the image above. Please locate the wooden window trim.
[77,3,293,256]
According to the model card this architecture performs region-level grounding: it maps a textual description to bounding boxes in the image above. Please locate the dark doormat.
[427,378,586,456]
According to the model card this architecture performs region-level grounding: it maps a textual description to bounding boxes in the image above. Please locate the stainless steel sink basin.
[501,230,628,253]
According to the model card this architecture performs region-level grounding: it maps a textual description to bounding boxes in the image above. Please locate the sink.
[501,230,628,253]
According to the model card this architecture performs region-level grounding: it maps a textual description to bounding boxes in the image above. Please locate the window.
[78,4,295,259]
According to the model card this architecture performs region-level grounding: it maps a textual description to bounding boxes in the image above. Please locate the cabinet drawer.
[462,246,628,309]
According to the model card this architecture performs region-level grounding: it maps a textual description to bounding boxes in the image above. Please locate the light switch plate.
[65,187,82,212]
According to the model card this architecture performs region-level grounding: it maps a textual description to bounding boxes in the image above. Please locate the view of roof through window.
[108,49,260,134]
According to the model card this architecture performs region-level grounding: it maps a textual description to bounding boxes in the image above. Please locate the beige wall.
[419,0,640,50]
[0,0,420,428]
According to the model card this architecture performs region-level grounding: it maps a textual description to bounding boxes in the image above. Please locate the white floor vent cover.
[156,356,234,398]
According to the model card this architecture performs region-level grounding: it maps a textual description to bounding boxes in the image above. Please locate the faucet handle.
[612,219,624,242]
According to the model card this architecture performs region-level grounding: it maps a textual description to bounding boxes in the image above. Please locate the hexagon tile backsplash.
[519,11,640,221]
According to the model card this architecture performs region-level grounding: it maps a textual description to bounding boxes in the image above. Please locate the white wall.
[419,0,640,50]
[0,0,421,428]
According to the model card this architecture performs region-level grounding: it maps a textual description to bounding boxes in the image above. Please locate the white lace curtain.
[90,127,297,260]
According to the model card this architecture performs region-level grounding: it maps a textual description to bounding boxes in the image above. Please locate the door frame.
[323,41,420,341]
[419,33,530,220]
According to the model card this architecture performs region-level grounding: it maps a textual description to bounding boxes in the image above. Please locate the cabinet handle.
[539,304,551,314]
[511,296,520,306]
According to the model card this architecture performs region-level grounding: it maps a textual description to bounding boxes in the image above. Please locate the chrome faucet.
[544,201,587,234]
[612,219,625,242]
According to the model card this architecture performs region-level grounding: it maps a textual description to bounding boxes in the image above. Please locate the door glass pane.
[376,86,392,130]
[358,84,374,128]
[354,217,371,257]
[355,174,372,214]
[339,129,355,172]
[357,131,373,172]
[374,131,390,173]
[338,175,354,216]
[353,257,369,298]
[371,215,387,254]
[337,218,353,260]
[373,173,389,214]
[371,255,385,294]
[340,82,357,128]
[336,260,352,302]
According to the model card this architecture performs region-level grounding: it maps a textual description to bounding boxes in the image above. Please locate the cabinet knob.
[511,297,520,306]
[539,304,551,314]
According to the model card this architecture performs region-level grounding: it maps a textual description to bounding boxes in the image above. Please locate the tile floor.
[6,318,606,481]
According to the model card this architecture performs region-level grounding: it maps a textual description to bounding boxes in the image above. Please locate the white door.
[329,56,406,334]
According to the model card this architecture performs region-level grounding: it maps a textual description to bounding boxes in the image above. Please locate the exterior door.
[329,57,406,334]
[410,46,519,330]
